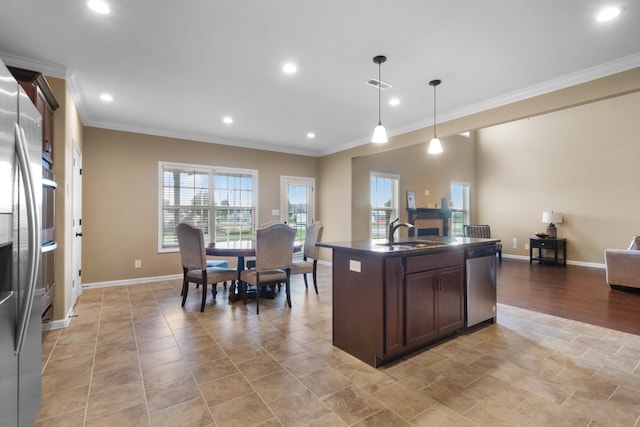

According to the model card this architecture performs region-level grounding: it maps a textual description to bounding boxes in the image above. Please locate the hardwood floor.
[498,258,640,336]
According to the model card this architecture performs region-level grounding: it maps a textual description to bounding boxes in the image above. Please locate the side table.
[530,237,567,266]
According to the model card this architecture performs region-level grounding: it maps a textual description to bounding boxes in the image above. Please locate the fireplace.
[407,208,453,237]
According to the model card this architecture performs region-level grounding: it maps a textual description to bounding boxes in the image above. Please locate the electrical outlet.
[512,238,517,248]
[525,243,530,250]
[135,260,141,268]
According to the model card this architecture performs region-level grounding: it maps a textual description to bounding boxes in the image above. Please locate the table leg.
[228,255,245,302]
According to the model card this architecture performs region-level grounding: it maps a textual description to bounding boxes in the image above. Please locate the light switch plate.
[349,260,361,273]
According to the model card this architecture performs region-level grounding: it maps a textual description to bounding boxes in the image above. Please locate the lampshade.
[372,123,388,143]
[428,137,443,154]
[542,211,563,224]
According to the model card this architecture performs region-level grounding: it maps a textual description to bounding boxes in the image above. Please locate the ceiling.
[1,1,639,157]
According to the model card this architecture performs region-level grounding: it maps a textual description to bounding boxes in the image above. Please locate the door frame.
[71,144,83,306]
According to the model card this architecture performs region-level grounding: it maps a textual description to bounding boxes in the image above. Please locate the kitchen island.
[318,236,499,367]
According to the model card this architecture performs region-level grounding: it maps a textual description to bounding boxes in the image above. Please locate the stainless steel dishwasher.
[465,245,497,327]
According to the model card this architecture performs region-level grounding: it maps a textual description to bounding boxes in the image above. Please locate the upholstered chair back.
[176,222,206,271]
[255,223,296,271]
[303,222,323,259]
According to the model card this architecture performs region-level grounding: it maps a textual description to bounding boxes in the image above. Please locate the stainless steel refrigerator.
[0,59,43,426]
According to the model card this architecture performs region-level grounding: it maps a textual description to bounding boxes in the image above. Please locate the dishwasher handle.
[466,245,497,258]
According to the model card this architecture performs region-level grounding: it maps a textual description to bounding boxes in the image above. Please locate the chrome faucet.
[388,217,414,244]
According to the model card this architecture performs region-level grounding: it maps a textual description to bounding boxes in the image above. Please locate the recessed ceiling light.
[596,6,621,22]
[283,63,297,74]
[389,98,400,106]
[307,132,315,139]
[99,93,113,102]
[223,116,233,124]
[87,0,110,14]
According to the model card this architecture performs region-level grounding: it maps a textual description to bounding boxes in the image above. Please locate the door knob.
[75,232,83,237]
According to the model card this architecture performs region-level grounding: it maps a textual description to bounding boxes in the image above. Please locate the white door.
[71,144,83,305]
[280,176,315,245]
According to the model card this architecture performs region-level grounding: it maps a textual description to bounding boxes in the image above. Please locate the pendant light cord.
[433,83,437,138]
[378,61,382,125]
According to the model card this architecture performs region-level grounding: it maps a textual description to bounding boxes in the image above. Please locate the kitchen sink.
[377,240,448,249]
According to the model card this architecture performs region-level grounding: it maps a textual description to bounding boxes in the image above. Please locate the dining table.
[206,241,302,302]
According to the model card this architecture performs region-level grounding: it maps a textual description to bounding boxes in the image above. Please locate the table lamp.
[542,211,563,238]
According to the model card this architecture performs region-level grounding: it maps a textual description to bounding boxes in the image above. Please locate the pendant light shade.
[428,136,443,154]
[427,79,443,154]
[371,55,388,143]
[372,124,387,143]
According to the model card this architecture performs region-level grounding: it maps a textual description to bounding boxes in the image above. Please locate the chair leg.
[312,260,319,294]
[285,271,292,308]
[181,270,189,306]
[303,273,308,289]
[200,272,208,312]
[256,273,260,314]
[181,281,189,306]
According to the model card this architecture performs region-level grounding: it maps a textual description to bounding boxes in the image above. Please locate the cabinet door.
[405,270,438,348]
[36,88,54,165]
[384,257,404,356]
[436,265,465,335]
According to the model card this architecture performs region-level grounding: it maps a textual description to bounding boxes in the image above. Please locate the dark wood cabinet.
[8,66,59,168]
[405,269,438,347]
[404,255,464,349]
[384,257,405,356]
[332,247,464,367]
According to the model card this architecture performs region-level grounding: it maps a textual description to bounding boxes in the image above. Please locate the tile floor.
[37,264,640,426]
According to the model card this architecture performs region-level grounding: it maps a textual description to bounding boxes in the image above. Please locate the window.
[450,182,470,236]
[370,172,399,242]
[280,176,315,245]
[159,162,258,252]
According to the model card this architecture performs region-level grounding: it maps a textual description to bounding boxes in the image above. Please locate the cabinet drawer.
[405,250,463,274]
[532,239,555,249]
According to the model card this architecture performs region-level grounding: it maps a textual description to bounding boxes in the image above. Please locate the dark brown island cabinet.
[319,239,497,367]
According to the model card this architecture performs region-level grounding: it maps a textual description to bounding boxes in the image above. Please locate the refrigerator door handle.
[14,123,41,354]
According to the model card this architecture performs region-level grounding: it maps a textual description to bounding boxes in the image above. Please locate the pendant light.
[371,55,388,143]
[427,79,443,154]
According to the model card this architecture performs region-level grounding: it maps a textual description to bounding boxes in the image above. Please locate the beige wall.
[48,76,83,321]
[317,67,640,265]
[77,67,640,287]
[477,90,640,263]
[82,128,318,283]
[350,134,476,241]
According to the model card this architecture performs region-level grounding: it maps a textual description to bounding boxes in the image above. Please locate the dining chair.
[245,221,282,269]
[290,222,323,293]
[176,222,237,312]
[240,223,295,314]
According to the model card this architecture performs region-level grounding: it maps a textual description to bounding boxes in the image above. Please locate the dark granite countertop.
[317,236,500,256]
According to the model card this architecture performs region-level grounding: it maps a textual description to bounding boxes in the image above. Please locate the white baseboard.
[42,306,74,331]
[82,273,183,289]
[501,253,605,269]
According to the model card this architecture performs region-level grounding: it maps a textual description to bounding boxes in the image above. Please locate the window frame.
[370,172,400,242]
[450,181,470,236]
[158,161,259,253]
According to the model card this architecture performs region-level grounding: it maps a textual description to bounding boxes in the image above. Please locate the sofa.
[605,236,640,290]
